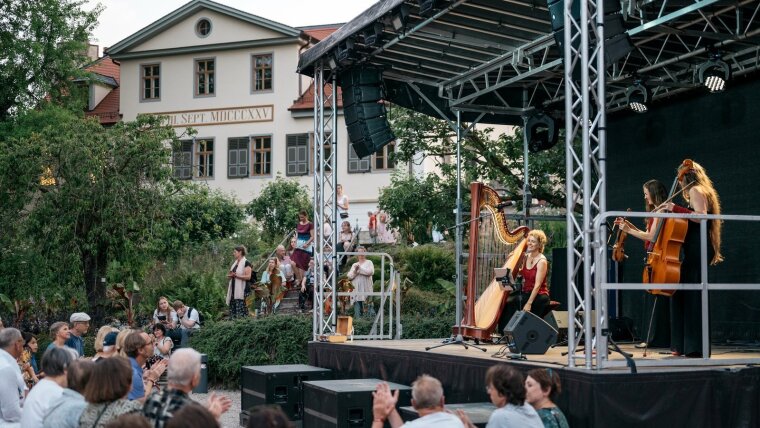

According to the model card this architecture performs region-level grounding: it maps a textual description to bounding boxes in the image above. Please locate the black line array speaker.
[303,378,412,427]
[504,310,558,354]
[340,67,395,159]
[240,364,333,422]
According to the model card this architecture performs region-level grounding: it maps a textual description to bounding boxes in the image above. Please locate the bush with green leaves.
[246,174,312,242]
[396,243,455,293]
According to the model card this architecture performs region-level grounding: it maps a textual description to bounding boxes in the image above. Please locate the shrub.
[400,288,454,317]
[397,244,455,293]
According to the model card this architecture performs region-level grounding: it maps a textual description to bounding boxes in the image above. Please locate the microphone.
[496,201,515,209]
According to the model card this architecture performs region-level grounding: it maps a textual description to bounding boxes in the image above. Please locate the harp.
[457,182,530,341]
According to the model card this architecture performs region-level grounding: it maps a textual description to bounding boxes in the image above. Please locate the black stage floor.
[308,339,760,428]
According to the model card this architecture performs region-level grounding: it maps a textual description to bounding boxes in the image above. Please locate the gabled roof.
[299,24,342,43]
[83,56,121,125]
[289,82,343,111]
[107,0,302,56]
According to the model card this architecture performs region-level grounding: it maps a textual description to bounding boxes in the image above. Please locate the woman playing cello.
[614,179,670,348]
[661,159,723,357]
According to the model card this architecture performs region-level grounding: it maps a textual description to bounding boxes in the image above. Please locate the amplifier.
[240,364,333,420]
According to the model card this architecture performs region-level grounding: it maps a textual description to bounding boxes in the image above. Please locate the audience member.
[115,329,134,358]
[0,328,25,425]
[93,332,118,362]
[172,300,200,348]
[337,221,354,256]
[152,324,173,359]
[368,211,377,242]
[92,326,119,362]
[21,346,76,427]
[46,321,71,352]
[246,405,293,428]
[372,375,464,427]
[152,297,179,345]
[348,246,374,318]
[525,369,570,428]
[275,245,295,288]
[299,258,316,312]
[165,403,219,428]
[458,364,542,428]
[79,357,143,427]
[124,332,167,402]
[260,257,286,314]
[291,210,314,285]
[337,184,350,219]
[42,359,94,428]
[65,312,91,357]
[227,245,253,319]
[143,348,232,428]
[20,332,40,387]
[102,413,151,428]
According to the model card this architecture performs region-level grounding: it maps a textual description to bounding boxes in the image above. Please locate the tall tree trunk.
[82,244,108,323]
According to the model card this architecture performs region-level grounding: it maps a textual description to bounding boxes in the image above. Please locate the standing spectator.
[65,312,91,357]
[46,322,71,352]
[226,245,252,319]
[20,332,40,388]
[458,364,542,428]
[0,328,25,425]
[525,369,570,428]
[92,327,119,362]
[21,347,76,427]
[291,210,314,285]
[348,246,374,318]
[152,297,179,345]
[337,221,354,256]
[368,211,377,243]
[152,324,173,359]
[143,348,232,428]
[337,184,350,219]
[260,257,286,314]
[371,375,464,427]
[79,357,143,427]
[299,258,316,312]
[124,332,167,402]
[43,359,95,428]
[172,301,200,348]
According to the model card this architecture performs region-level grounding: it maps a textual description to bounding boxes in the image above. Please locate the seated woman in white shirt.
[152,323,173,359]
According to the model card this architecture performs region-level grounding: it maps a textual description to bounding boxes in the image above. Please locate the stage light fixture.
[334,38,358,67]
[418,0,446,17]
[363,22,385,47]
[526,113,559,153]
[698,57,730,93]
[386,4,410,31]
[625,83,649,113]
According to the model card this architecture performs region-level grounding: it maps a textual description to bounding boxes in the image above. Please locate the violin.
[612,209,632,263]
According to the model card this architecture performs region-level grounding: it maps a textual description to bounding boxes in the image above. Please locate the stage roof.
[298,0,760,125]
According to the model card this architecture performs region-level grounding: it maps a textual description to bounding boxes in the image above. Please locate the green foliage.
[160,185,246,254]
[396,244,456,293]
[377,172,456,244]
[0,0,101,118]
[190,315,312,388]
[400,288,454,317]
[246,175,312,242]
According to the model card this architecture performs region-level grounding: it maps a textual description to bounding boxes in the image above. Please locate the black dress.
[670,218,713,357]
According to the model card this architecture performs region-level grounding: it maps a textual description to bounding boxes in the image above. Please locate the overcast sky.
[86,0,377,50]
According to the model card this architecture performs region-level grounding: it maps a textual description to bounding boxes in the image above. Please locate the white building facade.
[108,0,396,226]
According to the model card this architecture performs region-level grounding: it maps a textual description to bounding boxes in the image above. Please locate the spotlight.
[698,57,730,93]
[625,82,649,113]
[526,113,559,153]
[362,22,385,47]
[334,38,357,67]
[385,4,410,31]
[418,0,446,17]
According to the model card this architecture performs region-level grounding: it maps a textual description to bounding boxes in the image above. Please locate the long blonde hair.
[678,160,723,264]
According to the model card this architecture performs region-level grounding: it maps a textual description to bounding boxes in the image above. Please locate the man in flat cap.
[65,312,90,357]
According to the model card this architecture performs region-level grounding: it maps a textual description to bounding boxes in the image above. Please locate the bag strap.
[187,307,201,325]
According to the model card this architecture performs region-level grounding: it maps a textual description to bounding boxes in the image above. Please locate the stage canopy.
[298,0,760,125]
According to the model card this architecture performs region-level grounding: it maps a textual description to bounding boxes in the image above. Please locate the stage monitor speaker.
[504,311,558,355]
[240,364,333,421]
[303,378,412,427]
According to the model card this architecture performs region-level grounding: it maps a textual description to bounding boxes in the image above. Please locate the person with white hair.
[21,346,77,427]
[142,348,232,428]
[0,327,25,425]
[372,375,464,427]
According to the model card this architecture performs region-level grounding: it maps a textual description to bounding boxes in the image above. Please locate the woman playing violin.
[661,159,723,357]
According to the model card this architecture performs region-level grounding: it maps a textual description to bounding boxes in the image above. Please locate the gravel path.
[190,389,241,428]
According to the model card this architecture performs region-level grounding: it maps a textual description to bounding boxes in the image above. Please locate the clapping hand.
[206,392,233,418]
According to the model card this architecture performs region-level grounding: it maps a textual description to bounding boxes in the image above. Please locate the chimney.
[87,43,99,61]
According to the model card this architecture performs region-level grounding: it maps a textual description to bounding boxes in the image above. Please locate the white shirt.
[0,348,25,423]
[180,307,201,330]
[486,403,543,428]
[20,378,63,427]
[404,411,465,427]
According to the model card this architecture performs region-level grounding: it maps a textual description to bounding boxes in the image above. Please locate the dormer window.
[196,18,212,37]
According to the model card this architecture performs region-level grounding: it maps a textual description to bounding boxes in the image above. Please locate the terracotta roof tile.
[85,56,120,83]
[86,86,121,124]
[303,26,340,42]
[289,82,343,111]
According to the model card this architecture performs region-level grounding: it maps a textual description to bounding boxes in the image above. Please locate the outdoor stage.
[308,339,760,428]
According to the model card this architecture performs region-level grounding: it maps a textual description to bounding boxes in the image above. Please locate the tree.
[246,175,312,242]
[377,172,457,244]
[0,0,101,119]
[0,105,181,318]
[388,107,569,209]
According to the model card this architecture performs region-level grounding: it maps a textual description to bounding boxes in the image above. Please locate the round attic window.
[196,18,212,37]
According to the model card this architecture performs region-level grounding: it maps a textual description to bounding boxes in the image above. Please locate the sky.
[85,0,378,51]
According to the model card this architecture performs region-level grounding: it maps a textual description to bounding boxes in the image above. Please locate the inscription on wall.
[156,105,274,127]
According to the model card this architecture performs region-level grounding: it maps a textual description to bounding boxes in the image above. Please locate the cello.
[642,162,692,296]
